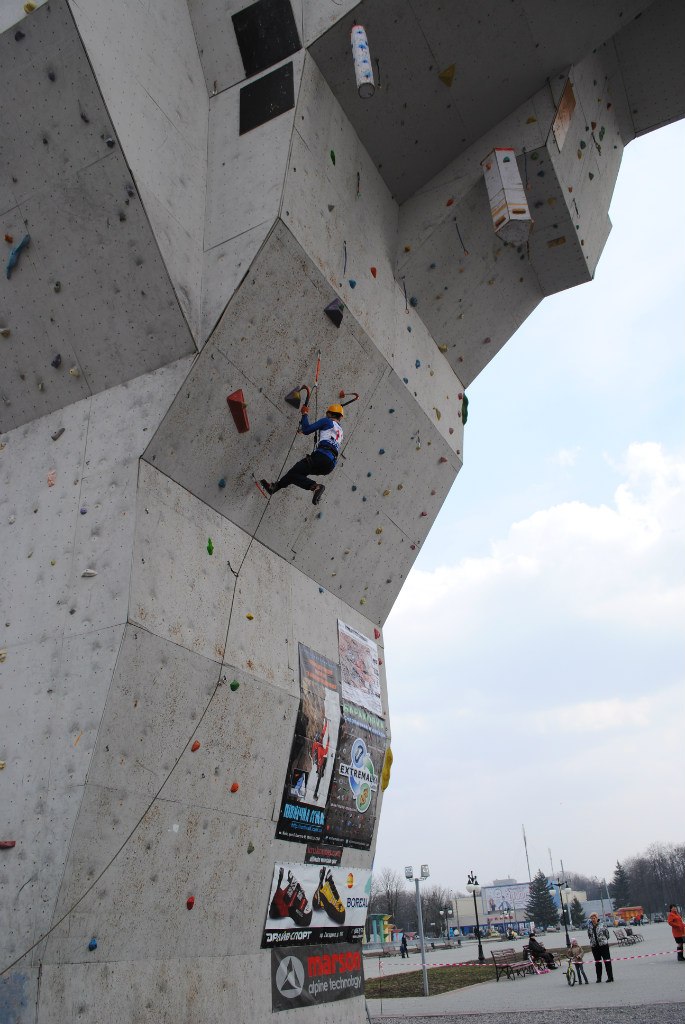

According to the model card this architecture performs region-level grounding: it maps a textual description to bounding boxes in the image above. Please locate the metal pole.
[415,878,429,997]
[473,890,485,962]
[522,824,532,883]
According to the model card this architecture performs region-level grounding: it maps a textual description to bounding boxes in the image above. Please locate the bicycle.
[563,956,576,986]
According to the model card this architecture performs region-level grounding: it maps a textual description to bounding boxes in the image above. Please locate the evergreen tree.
[569,896,586,928]
[525,869,560,928]
[610,860,631,910]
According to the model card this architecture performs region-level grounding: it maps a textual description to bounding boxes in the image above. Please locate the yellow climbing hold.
[0,649,7,663]
[526,115,537,124]
[246,613,254,620]
[383,489,390,497]
[438,343,448,353]
[0,761,6,769]
[438,64,456,88]
[24,1,37,10]
[359,598,366,605]
[375,527,383,535]
[381,746,393,791]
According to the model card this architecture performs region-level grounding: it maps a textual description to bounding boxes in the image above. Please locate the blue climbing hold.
[367,471,372,477]
[379,449,385,455]
[88,938,97,951]
[319,587,324,593]
[316,511,322,519]
[415,359,421,368]
[403,377,408,384]
[6,234,30,279]
[80,508,87,515]
[409,296,418,307]
[351,485,357,491]
[429,263,436,269]
[388,408,395,414]
[51,354,62,368]
[348,279,357,289]
[407,326,412,332]
[218,478,226,488]
[362,496,367,502]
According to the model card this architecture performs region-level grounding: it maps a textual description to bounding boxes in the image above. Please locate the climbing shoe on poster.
[269,868,313,926]
[313,868,346,924]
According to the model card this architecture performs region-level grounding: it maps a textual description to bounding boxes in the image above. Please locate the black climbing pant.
[591,945,613,981]
[275,452,335,491]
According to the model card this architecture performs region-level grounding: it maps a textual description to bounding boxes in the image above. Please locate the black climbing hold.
[324,298,343,328]
[48,71,56,82]
[409,296,418,307]
[53,281,61,293]
[218,478,226,488]
[537,170,545,177]
[403,377,408,384]
[51,354,62,369]
[351,485,357,491]
[105,137,115,148]
[80,111,90,123]
[15,30,25,40]
[379,449,385,455]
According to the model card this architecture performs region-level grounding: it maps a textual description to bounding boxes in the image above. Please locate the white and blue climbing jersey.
[300,415,343,461]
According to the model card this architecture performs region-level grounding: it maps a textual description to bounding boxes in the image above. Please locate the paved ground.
[365,923,685,1019]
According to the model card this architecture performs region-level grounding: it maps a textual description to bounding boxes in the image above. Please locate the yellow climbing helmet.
[326,403,344,418]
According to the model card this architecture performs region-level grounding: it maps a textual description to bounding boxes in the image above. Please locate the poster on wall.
[337,619,383,718]
[262,863,372,948]
[275,644,341,844]
[324,700,386,851]
[271,943,364,1012]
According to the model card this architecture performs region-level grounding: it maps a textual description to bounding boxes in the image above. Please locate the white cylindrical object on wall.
[351,24,375,98]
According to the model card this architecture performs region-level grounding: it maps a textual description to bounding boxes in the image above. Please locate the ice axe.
[284,351,321,410]
[338,390,360,408]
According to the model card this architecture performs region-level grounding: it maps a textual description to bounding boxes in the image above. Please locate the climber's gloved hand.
[300,405,309,415]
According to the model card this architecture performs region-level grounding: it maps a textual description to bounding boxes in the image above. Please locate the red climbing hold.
[230,782,240,793]
[374,628,381,639]
[0,840,16,849]
[191,740,200,752]
[439,456,448,463]
[370,267,377,278]
[445,198,454,206]
[226,389,250,433]
[420,511,428,517]
[186,896,195,910]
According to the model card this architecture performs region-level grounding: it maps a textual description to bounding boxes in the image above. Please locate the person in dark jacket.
[587,913,613,981]
[400,934,408,958]
[528,935,557,968]
[262,404,344,505]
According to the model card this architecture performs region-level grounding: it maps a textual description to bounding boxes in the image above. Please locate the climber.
[261,403,344,505]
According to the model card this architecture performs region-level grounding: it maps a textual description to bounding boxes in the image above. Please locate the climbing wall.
[2,1,684,1022]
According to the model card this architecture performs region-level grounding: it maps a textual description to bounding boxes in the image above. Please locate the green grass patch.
[365,962,496,998]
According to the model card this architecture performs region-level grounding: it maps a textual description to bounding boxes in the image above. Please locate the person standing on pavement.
[570,938,589,984]
[587,912,614,982]
[667,904,685,961]
[400,934,408,958]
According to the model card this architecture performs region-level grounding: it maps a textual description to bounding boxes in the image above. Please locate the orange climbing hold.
[230,782,240,793]
[226,389,250,433]
[191,740,200,752]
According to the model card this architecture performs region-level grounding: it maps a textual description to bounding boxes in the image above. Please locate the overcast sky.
[377,118,685,893]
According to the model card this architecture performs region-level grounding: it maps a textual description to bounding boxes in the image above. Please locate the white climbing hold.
[81,568,98,578]
[69,366,80,377]
[350,25,375,98]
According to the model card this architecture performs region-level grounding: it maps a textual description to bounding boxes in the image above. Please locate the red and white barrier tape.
[377,949,681,970]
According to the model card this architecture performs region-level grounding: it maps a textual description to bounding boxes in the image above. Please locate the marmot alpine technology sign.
[271,943,364,1011]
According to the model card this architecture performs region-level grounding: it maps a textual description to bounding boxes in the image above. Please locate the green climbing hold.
[230,680,239,691]
[580,140,587,149]
[247,841,255,854]
[207,538,214,555]
[330,150,336,165]
[462,394,469,425]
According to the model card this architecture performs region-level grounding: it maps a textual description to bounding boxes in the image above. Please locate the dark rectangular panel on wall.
[232,0,301,78]
[239,62,294,135]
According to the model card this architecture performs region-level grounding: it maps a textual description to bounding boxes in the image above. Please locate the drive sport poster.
[262,862,372,948]
[275,644,341,843]
[324,700,387,850]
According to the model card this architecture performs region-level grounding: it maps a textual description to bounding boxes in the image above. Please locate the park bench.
[491,947,534,981]
[614,928,637,946]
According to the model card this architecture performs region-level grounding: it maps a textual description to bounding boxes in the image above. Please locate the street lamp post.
[555,878,572,948]
[466,871,485,963]
[406,865,430,997]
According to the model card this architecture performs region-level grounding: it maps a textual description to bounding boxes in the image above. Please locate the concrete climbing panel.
[130,463,251,663]
[223,541,296,694]
[615,0,685,136]
[0,3,195,430]
[0,626,124,965]
[205,52,303,251]
[66,0,208,337]
[200,220,273,345]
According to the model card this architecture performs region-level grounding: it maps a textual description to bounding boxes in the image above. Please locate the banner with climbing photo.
[275,644,341,844]
[337,619,383,718]
[324,699,386,850]
[262,861,372,948]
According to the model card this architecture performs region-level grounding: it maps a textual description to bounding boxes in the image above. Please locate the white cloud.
[550,446,580,467]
